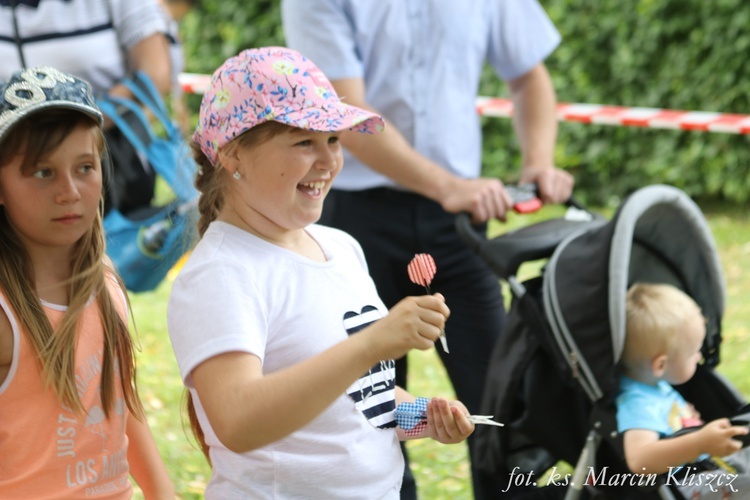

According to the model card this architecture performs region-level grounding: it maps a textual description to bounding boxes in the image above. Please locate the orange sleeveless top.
[0,280,132,499]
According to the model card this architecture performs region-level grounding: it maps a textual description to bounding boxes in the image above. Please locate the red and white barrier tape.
[179,73,750,135]
[476,97,750,135]
[179,73,212,95]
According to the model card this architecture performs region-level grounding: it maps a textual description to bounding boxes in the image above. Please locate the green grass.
[129,203,750,499]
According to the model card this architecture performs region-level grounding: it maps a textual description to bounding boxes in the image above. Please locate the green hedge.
[483,0,750,205]
[181,0,750,204]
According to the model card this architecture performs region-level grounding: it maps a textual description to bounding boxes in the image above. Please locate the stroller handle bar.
[454,185,597,280]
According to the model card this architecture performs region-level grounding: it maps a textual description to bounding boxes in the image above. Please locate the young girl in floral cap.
[167,47,475,498]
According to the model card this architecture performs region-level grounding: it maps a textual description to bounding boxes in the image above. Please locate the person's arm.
[102,33,172,130]
[108,33,172,99]
[191,294,448,453]
[623,418,748,474]
[394,387,474,443]
[510,63,574,204]
[126,411,174,499]
[332,78,514,222]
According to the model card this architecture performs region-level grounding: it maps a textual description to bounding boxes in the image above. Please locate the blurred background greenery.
[178,0,750,207]
[129,0,750,497]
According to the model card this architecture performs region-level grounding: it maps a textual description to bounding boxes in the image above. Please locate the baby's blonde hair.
[623,283,703,369]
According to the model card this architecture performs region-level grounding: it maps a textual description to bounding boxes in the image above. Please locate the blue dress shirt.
[282,0,561,190]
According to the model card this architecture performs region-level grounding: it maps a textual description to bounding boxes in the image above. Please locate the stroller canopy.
[543,185,725,402]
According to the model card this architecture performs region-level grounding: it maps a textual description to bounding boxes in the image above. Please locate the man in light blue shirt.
[283,2,574,498]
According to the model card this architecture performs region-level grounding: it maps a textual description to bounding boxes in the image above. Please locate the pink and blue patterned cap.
[194,46,385,165]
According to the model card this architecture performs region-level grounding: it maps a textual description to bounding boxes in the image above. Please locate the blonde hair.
[186,119,297,461]
[0,110,143,419]
[623,283,703,369]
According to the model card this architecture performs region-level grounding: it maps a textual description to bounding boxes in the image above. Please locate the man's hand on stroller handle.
[439,173,572,224]
[519,166,575,206]
[446,181,544,226]
[439,177,515,222]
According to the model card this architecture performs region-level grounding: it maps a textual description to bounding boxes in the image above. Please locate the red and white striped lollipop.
[407,253,436,290]
[407,253,448,353]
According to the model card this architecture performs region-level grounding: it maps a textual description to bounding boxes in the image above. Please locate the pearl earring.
[233,171,241,180]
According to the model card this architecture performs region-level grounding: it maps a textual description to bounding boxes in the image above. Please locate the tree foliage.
[181,0,750,204]
[483,0,750,205]
[179,0,284,113]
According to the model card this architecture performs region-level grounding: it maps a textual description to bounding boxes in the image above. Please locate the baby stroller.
[456,184,749,499]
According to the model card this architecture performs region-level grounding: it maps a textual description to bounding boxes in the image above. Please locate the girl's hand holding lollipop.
[407,254,449,353]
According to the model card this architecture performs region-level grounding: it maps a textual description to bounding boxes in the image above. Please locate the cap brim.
[276,101,384,134]
[0,100,103,146]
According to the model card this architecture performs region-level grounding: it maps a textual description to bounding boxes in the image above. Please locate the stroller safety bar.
[454,196,599,280]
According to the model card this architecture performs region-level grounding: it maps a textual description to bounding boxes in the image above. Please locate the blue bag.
[97,72,198,293]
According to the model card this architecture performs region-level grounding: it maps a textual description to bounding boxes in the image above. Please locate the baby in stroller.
[619,283,750,499]
[461,184,750,499]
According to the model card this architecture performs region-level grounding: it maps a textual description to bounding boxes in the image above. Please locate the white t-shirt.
[168,221,403,499]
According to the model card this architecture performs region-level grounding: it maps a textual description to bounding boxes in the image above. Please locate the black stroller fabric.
[475,277,592,476]
[471,185,747,499]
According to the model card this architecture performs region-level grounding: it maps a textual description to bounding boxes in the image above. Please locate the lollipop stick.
[438,329,449,353]
[423,284,448,353]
